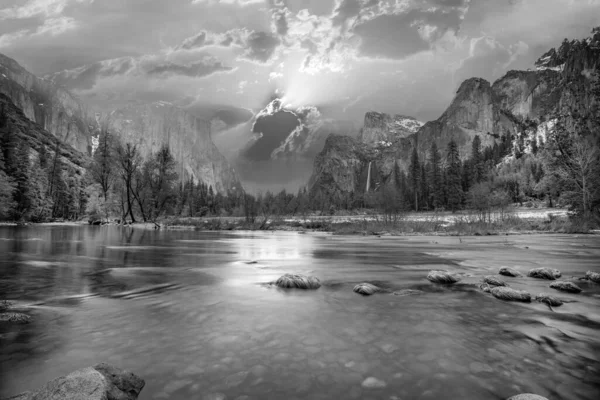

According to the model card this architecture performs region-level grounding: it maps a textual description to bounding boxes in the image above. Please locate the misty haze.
[1,1,600,400]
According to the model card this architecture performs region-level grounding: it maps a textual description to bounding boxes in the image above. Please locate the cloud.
[146,59,233,77]
[176,28,281,64]
[352,7,463,60]
[49,54,233,91]
[191,0,264,5]
[242,31,280,62]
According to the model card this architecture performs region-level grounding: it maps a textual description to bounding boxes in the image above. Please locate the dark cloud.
[179,32,208,50]
[145,60,233,78]
[48,56,232,91]
[244,98,301,160]
[426,0,467,7]
[242,31,280,63]
[272,9,289,36]
[353,13,429,59]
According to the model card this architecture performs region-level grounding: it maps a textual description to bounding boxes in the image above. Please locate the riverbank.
[160,208,598,236]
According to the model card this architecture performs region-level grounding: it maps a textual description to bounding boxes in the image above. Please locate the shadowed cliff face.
[0,54,94,156]
[309,28,600,200]
[107,102,242,194]
[0,93,90,173]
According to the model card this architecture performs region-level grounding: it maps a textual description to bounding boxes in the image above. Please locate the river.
[0,226,599,400]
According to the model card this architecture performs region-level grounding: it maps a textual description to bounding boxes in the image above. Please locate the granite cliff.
[107,102,241,193]
[309,28,600,200]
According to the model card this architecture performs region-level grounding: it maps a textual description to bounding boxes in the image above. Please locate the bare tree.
[114,140,142,223]
[545,127,600,217]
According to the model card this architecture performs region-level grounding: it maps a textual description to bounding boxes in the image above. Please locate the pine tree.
[11,141,32,219]
[471,135,484,183]
[446,139,463,212]
[38,143,48,169]
[428,142,443,209]
[409,146,420,211]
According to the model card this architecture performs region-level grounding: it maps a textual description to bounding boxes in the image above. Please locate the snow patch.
[91,135,100,155]
[536,64,564,72]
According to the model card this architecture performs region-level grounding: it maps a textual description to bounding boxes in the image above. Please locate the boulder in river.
[2,363,145,400]
[490,287,531,302]
[483,276,508,287]
[0,312,31,324]
[585,271,600,283]
[274,274,321,289]
[499,267,522,277]
[535,293,563,307]
[426,270,460,284]
[353,283,384,296]
[549,281,582,293]
[506,394,549,400]
[527,268,561,280]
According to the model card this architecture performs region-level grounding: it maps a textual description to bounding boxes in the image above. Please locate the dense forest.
[1,101,599,224]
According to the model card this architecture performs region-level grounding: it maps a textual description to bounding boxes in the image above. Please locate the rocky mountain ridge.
[358,112,423,146]
[309,28,600,201]
[0,54,94,155]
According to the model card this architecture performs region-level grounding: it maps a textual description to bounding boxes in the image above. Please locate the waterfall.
[365,161,372,192]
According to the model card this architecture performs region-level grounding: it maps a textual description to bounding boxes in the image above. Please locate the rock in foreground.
[483,276,508,287]
[506,394,549,400]
[528,268,561,280]
[353,283,384,296]
[585,271,600,283]
[499,267,522,277]
[3,363,145,400]
[427,270,460,284]
[490,287,531,302]
[274,274,321,289]
[549,281,582,293]
[535,293,563,307]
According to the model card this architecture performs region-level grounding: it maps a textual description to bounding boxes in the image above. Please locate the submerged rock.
[528,268,562,280]
[490,287,531,302]
[483,276,508,287]
[549,281,582,293]
[0,300,13,312]
[361,377,387,389]
[392,289,425,297]
[274,274,321,289]
[499,267,522,277]
[427,270,460,284]
[353,283,384,296]
[535,293,564,307]
[506,394,549,400]
[3,363,145,400]
[0,312,31,324]
[585,271,600,283]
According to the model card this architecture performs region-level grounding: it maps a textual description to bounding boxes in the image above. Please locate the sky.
[1,0,599,190]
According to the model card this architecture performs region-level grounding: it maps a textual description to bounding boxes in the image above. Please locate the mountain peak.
[360,111,423,145]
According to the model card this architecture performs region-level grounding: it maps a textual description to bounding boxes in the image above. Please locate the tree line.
[1,103,598,223]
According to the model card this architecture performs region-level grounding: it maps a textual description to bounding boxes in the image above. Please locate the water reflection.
[0,226,599,400]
